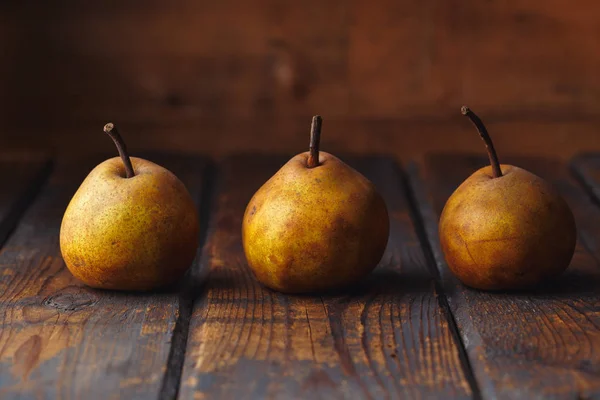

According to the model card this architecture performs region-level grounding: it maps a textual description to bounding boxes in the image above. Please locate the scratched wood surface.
[178,155,473,399]
[0,153,208,400]
[408,154,600,399]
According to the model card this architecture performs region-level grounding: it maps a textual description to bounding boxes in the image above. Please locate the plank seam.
[400,161,483,400]
[159,160,218,400]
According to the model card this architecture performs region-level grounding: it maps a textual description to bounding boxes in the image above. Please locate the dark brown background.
[1,1,599,160]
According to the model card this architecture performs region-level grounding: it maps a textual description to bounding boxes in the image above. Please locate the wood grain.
[0,153,208,400]
[408,153,600,399]
[179,155,473,399]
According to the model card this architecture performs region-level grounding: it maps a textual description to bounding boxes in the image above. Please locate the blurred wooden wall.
[1,1,599,160]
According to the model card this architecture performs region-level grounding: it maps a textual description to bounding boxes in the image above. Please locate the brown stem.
[461,106,502,178]
[307,115,322,168]
[103,123,135,178]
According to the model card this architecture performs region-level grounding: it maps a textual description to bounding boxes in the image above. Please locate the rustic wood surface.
[178,155,473,399]
[0,153,208,400]
[1,150,600,399]
[408,153,600,399]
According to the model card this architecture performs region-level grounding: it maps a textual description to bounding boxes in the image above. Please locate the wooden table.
[1,151,600,400]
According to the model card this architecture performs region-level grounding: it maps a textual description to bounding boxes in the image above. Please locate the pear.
[438,107,577,290]
[242,116,389,293]
[60,123,199,291]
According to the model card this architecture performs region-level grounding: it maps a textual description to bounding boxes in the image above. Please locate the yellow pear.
[438,107,576,290]
[60,123,199,291]
[242,116,389,293]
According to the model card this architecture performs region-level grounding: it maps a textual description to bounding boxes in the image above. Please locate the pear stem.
[461,106,502,178]
[103,123,135,178]
[307,115,322,168]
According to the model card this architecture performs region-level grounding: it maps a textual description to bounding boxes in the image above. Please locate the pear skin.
[439,164,576,290]
[242,117,389,293]
[438,107,576,290]
[60,125,199,291]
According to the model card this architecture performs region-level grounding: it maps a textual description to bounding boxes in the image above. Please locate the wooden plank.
[408,153,600,399]
[179,155,473,399]
[0,153,209,399]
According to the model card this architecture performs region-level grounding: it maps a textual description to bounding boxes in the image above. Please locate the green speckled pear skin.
[60,156,199,291]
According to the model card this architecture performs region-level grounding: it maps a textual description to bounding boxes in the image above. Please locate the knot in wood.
[43,287,98,311]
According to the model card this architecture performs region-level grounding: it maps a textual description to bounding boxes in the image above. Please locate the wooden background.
[1,1,599,160]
